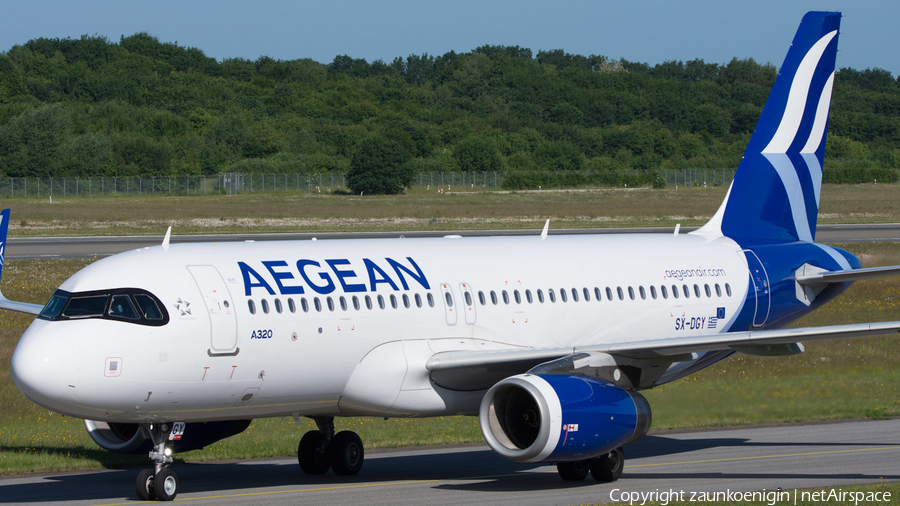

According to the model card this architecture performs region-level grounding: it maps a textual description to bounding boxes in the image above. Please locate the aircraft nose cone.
[11,321,81,411]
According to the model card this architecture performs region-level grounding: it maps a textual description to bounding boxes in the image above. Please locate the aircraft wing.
[0,296,43,315]
[426,321,900,390]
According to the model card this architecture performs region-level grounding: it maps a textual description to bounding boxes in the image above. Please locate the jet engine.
[84,419,252,455]
[479,374,650,462]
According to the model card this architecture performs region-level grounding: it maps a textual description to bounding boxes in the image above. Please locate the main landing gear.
[556,447,625,483]
[135,423,179,501]
[297,416,364,476]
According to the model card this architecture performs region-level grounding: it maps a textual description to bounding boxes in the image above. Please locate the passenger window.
[606,287,613,300]
[302,298,309,312]
[378,295,385,309]
[365,295,373,310]
[560,289,567,302]
[390,294,398,309]
[617,287,624,300]
[583,288,590,302]
[339,297,347,311]
[314,298,322,312]
[726,283,732,297]
[415,293,423,308]
[352,296,360,310]
[275,298,283,313]
[715,284,722,297]
[62,295,108,318]
[526,290,533,303]
[248,300,256,314]
[262,299,270,314]
[672,285,679,299]
[514,290,521,304]
[502,290,510,304]
[403,294,410,308]
[694,285,701,298]
[491,291,498,304]
[134,294,163,320]
[478,291,486,305]
[594,287,601,301]
[549,289,556,302]
[571,288,578,302]
[639,286,646,300]
[705,284,712,297]
[327,297,335,311]
[628,287,635,300]
[650,286,657,299]
[465,291,473,306]
[288,298,296,313]
[661,285,668,299]
[427,293,435,307]
[537,289,545,303]
[444,292,453,307]
[682,285,690,298]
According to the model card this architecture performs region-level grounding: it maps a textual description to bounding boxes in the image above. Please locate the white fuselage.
[11,233,749,423]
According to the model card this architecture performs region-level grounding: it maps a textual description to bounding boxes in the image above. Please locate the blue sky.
[1,0,897,76]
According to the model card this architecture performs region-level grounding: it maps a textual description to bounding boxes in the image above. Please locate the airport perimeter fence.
[0,169,737,199]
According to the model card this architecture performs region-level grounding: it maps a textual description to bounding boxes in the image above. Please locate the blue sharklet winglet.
[0,209,45,315]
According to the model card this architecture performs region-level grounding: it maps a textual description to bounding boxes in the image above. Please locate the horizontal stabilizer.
[796,265,900,284]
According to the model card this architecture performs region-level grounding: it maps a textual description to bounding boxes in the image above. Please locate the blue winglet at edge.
[0,208,9,287]
[0,208,44,315]
[702,12,841,247]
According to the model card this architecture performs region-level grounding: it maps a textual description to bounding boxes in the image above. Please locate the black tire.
[298,430,330,474]
[327,431,364,475]
[135,468,156,501]
[153,468,178,501]
[589,447,624,482]
[556,460,589,481]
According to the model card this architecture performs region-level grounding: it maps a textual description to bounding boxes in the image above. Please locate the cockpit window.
[109,295,140,320]
[62,295,108,318]
[134,294,163,320]
[40,294,68,319]
[39,288,168,326]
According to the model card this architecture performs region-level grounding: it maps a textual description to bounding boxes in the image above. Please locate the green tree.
[346,137,413,195]
[453,137,502,172]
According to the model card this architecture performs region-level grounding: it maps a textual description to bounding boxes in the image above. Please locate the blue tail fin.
[697,12,841,246]
[0,208,8,286]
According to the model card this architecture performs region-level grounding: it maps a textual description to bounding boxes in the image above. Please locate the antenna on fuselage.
[541,219,550,241]
[162,226,172,251]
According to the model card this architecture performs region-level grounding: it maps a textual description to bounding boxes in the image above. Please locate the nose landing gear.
[297,416,365,476]
[135,423,179,501]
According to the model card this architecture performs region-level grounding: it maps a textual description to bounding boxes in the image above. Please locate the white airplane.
[2,10,898,502]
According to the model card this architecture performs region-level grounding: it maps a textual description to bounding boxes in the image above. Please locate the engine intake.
[479,374,650,463]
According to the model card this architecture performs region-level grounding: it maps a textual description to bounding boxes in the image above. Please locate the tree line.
[0,33,898,193]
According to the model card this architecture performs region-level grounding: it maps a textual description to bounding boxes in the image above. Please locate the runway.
[1,419,898,505]
[7,223,900,259]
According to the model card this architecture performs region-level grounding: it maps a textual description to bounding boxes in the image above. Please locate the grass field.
[2,183,900,236]
[0,241,898,474]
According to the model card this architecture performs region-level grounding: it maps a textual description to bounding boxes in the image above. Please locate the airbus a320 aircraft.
[2,10,898,502]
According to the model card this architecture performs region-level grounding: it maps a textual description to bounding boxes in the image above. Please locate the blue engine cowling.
[84,419,252,455]
[479,374,651,463]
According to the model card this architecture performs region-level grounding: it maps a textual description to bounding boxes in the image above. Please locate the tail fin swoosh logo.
[762,30,837,155]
